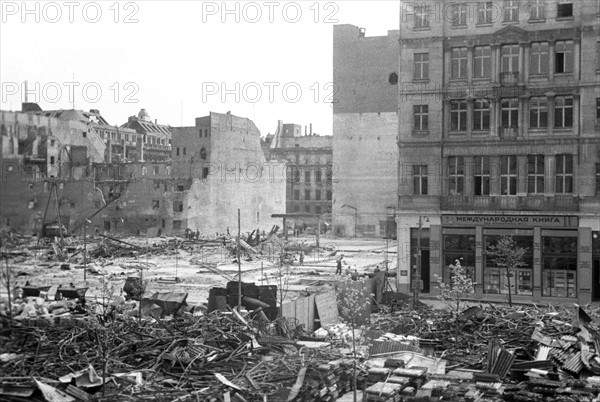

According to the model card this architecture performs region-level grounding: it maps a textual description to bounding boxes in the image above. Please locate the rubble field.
[3,231,600,401]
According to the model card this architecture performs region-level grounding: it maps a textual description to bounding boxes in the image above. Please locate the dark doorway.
[421,250,430,293]
[593,260,600,301]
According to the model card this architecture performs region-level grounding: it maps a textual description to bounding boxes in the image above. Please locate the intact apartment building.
[264,121,333,223]
[332,25,399,238]
[121,109,172,162]
[397,0,600,304]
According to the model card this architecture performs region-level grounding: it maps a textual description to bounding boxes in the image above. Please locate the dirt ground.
[3,234,401,308]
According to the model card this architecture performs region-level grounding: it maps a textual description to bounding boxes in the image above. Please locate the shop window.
[500,155,517,195]
[443,234,476,283]
[542,235,577,297]
[413,165,428,195]
[555,154,573,194]
[474,156,490,196]
[527,155,545,194]
[448,156,464,195]
[484,235,533,295]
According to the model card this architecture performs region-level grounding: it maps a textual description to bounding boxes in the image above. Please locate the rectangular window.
[530,42,549,75]
[500,155,517,195]
[152,200,160,209]
[176,148,180,156]
[556,2,573,18]
[177,184,184,192]
[153,165,160,175]
[413,165,428,195]
[294,169,300,183]
[173,220,182,230]
[473,99,491,131]
[555,154,573,194]
[50,156,55,164]
[485,235,533,295]
[450,100,467,132]
[448,156,464,195]
[305,190,311,200]
[477,2,494,24]
[504,0,519,22]
[316,206,322,215]
[305,205,311,213]
[502,98,519,129]
[597,98,600,124]
[173,201,184,213]
[414,105,429,131]
[316,190,321,200]
[183,147,187,155]
[554,96,573,128]
[555,41,573,74]
[414,5,429,28]
[315,169,322,183]
[294,205,300,212]
[527,155,545,194]
[451,3,467,26]
[529,97,548,128]
[294,190,300,200]
[451,47,468,78]
[154,181,161,190]
[305,171,311,183]
[414,53,429,79]
[473,46,491,78]
[527,0,545,20]
[542,235,577,298]
[501,44,519,73]
[326,190,332,200]
[474,156,490,196]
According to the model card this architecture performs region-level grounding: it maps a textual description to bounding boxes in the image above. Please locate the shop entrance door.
[421,250,430,293]
[593,260,600,301]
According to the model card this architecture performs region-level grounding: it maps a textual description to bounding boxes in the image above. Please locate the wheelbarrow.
[22,286,52,298]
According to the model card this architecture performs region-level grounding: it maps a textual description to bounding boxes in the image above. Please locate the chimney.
[310,123,312,136]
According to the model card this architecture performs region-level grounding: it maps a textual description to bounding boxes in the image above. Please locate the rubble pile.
[0,308,365,402]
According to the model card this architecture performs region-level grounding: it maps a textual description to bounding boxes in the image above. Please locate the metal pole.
[83,221,87,281]
[237,209,242,311]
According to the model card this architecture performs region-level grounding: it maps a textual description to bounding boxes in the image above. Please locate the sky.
[0,1,399,137]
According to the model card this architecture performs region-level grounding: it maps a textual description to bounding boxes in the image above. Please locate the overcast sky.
[1,1,399,137]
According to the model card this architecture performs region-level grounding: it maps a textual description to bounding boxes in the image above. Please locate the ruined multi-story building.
[396,0,600,304]
[1,106,285,237]
[264,121,333,225]
[332,24,399,238]
[121,109,172,162]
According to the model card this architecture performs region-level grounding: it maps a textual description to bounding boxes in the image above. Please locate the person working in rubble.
[336,254,344,275]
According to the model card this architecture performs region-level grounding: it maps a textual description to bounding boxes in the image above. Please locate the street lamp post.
[413,216,428,306]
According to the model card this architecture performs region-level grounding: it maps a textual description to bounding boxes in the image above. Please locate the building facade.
[121,109,172,162]
[397,0,600,304]
[332,24,399,238]
[265,121,333,223]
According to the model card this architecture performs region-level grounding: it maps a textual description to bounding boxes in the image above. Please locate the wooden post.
[83,220,87,281]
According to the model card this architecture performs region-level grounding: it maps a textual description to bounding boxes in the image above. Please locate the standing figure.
[336,254,344,275]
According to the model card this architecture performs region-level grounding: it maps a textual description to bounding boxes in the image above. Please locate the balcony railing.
[500,72,519,86]
[441,195,579,212]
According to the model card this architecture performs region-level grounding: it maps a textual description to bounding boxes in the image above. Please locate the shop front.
[435,214,593,304]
